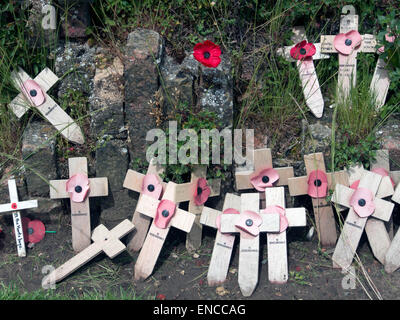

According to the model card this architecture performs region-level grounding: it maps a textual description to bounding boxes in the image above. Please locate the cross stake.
[42,219,134,286]
[174,166,221,251]
[277,26,330,118]
[10,67,84,144]
[134,182,196,281]
[0,179,38,257]
[288,153,349,247]
[219,193,280,296]
[123,158,166,253]
[331,170,394,269]
[49,157,108,252]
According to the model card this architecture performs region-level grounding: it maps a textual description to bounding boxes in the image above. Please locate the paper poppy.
[333,30,362,55]
[14,218,45,244]
[193,40,221,68]
[290,40,316,60]
[216,208,240,232]
[349,187,375,218]
[142,174,163,199]
[66,173,90,203]
[250,168,279,192]
[307,170,328,198]
[155,199,176,229]
[261,205,288,233]
[234,210,262,237]
[194,178,211,206]
[21,80,45,106]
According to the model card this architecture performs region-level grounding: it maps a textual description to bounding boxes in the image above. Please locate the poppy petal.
[333,30,362,55]
[194,178,211,206]
[142,174,163,198]
[307,170,328,198]
[193,40,222,68]
[27,220,46,243]
[234,210,263,237]
[155,199,176,229]
[349,187,375,218]
[250,168,280,191]
[66,173,90,203]
[21,80,46,106]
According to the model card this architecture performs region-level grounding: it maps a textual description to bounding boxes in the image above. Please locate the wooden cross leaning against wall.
[49,157,109,252]
[10,67,84,144]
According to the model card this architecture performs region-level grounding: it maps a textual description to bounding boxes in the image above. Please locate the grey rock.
[376,114,400,170]
[301,120,332,157]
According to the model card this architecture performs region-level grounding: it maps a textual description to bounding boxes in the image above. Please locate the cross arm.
[49,177,108,199]
[285,208,307,227]
[219,214,280,234]
[10,68,32,118]
[173,178,220,203]
[200,206,221,229]
[33,67,59,92]
[320,34,376,53]
[0,200,38,215]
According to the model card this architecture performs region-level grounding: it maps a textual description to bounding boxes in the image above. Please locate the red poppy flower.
[290,40,316,60]
[155,199,176,229]
[156,293,166,300]
[307,170,328,198]
[349,187,375,218]
[194,178,211,206]
[193,40,221,68]
[261,205,288,233]
[66,173,90,203]
[14,218,45,244]
[250,168,279,192]
[378,34,396,53]
[142,174,163,199]
[234,210,262,237]
[333,30,362,55]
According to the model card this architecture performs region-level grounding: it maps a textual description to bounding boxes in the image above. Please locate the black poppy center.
[147,184,155,192]
[358,199,366,207]
[314,179,322,187]
[345,39,352,46]
[262,176,269,184]
[197,187,203,195]
[245,219,253,227]
[299,48,307,55]
[28,227,34,235]
[30,89,37,97]
[75,185,82,193]
[162,209,169,217]
[203,51,210,59]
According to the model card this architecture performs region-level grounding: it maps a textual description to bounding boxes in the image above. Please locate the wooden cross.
[42,219,134,286]
[174,166,221,251]
[262,187,306,284]
[10,67,84,144]
[218,193,280,296]
[0,179,38,257]
[134,182,196,281]
[288,153,349,247]
[49,157,108,253]
[123,158,166,253]
[200,193,241,286]
[277,26,330,118]
[386,182,400,273]
[331,170,394,270]
[320,5,377,100]
[235,148,294,206]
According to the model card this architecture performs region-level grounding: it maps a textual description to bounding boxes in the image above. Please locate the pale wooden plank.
[33,67,58,92]
[219,213,279,234]
[200,206,220,228]
[0,200,38,213]
[320,34,376,53]
[385,226,400,273]
[286,208,307,227]
[288,176,307,196]
[365,218,391,265]
[9,68,31,118]
[123,169,145,193]
[332,184,354,208]
[8,180,26,257]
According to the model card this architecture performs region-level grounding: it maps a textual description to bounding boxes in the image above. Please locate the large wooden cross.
[174,166,221,251]
[219,193,280,296]
[10,67,84,144]
[0,179,38,257]
[331,170,394,270]
[262,187,306,284]
[49,157,108,252]
[320,5,376,100]
[288,153,349,247]
[277,26,330,118]
[200,193,241,286]
[123,158,166,253]
[42,219,134,286]
[134,182,196,281]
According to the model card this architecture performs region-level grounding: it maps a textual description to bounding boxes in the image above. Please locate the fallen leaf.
[193,253,200,259]
[216,286,229,296]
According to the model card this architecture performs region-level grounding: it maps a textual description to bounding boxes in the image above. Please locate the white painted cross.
[262,187,306,283]
[42,219,134,286]
[123,158,166,253]
[49,157,108,252]
[134,182,196,281]
[200,193,241,286]
[288,152,349,247]
[174,166,221,251]
[219,193,280,296]
[320,5,377,100]
[277,26,330,118]
[10,67,84,144]
[331,170,394,269]
[0,179,38,257]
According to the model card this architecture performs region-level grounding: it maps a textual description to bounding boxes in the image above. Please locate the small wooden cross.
[123,158,166,253]
[10,67,84,144]
[320,5,377,100]
[277,26,330,118]
[262,187,306,284]
[49,157,108,253]
[288,153,349,247]
[200,193,241,286]
[331,170,394,270]
[219,193,280,296]
[0,179,38,257]
[174,166,221,251]
[134,182,196,281]
[42,219,134,286]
